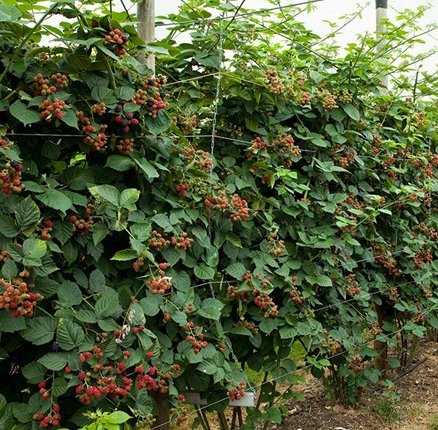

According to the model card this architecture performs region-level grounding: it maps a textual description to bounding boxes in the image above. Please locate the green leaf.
[0,4,22,22]
[194,264,215,280]
[105,155,135,171]
[38,352,69,371]
[60,108,78,129]
[0,215,18,238]
[225,262,246,279]
[1,259,17,279]
[343,104,360,121]
[315,274,333,287]
[21,317,57,345]
[115,87,135,100]
[111,249,138,261]
[145,110,172,135]
[151,214,173,232]
[120,188,140,210]
[9,100,40,126]
[134,157,159,180]
[140,295,162,316]
[197,298,224,320]
[95,289,121,318]
[36,189,72,213]
[15,196,40,236]
[93,222,109,245]
[57,281,82,307]
[89,269,106,292]
[52,377,68,397]
[0,311,26,332]
[22,362,46,383]
[89,185,120,206]
[107,411,131,424]
[22,238,47,261]
[56,319,85,350]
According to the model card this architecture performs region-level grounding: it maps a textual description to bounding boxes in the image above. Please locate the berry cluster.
[70,215,94,236]
[133,89,168,119]
[104,28,129,56]
[150,230,193,251]
[228,382,246,401]
[91,102,107,116]
[116,138,134,154]
[147,275,172,295]
[39,99,65,122]
[331,144,356,168]
[253,291,278,318]
[289,286,305,304]
[227,285,249,302]
[33,404,62,428]
[316,89,338,110]
[0,278,43,318]
[31,73,68,96]
[371,242,401,277]
[265,68,284,94]
[348,354,364,372]
[267,232,286,257]
[77,111,108,150]
[173,114,197,135]
[248,133,301,167]
[0,250,9,262]
[414,249,433,269]
[204,189,249,222]
[40,219,53,240]
[344,273,360,296]
[336,89,353,104]
[183,322,208,354]
[114,108,140,134]
[175,182,190,197]
[298,91,311,106]
[414,223,438,241]
[180,146,213,172]
[0,161,24,194]
[320,329,342,354]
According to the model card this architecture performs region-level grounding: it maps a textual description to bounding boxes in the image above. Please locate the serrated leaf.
[0,215,18,238]
[15,196,40,235]
[60,108,78,129]
[38,352,69,371]
[1,259,18,279]
[120,188,140,210]
[21,362,46,384]
[95,289,120,318]
[105,155,135,171]
[225,262,246,279]
[89,185,120,206]
[194,264,215,280]
[111,249,138,261]
[9,100,40,125]
[343,104,360,121]
[151,214,173,232]
[36,189,72,213]
[107,411,131,424]
[56,320,85,351]
[145,109,172,135]
[140,295,163,316]
[134,157,159,181]
[197,298,224,320]
[89,269,105,292]
[21,317,57,345]
[57,281,82,307]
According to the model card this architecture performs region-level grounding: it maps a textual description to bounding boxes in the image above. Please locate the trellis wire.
[150,304,437,430]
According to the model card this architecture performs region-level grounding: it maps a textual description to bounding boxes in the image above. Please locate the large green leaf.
[105,155,135,171]
[343,104,360,121]
[194,264,215,280]
[89,185,120,206]
[225,262,246,279]
[9,100,40,126]
[36,189,72,213]
[38,352,69,371]
[56,319,85,350]
[145,109,172,135]
[120,188,140,210]
[0,215,18,238]
[57,281,82,307]
[21,317,57,345]
[95,289,121,318]
[197,298,224,320]
[15,196,40,235]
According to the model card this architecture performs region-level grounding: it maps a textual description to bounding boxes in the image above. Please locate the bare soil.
[276,341,438,430]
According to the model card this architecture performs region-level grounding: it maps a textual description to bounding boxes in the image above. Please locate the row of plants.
[0,0,436,429]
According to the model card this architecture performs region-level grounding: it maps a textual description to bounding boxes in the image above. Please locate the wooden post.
[375,0,388,90]
[137,0,156,73]
[151,391,170,430]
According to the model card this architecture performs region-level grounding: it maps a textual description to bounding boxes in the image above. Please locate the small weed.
[429,413,438,430]
[369,393,400,423]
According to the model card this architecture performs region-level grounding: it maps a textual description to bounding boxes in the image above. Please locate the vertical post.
[375,0,388,90]
[137,0,156,73]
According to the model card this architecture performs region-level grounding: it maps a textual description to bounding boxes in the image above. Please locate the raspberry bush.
[0,1,436,429]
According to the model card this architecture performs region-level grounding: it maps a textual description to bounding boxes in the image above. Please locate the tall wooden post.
[376,0,388,90]
[137,0,156,73]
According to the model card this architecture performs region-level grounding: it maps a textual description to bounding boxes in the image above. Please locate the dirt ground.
[275,341,438,430]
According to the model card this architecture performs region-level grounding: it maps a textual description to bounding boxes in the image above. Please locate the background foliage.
[0,0,437,428]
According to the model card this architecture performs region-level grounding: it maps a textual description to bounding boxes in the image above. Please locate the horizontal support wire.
[150,304,437,430]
